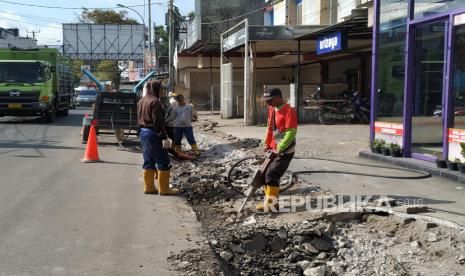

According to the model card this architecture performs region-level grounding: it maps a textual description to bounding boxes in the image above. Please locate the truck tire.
[43,103,56,123]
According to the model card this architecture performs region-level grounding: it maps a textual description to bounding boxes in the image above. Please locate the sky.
[0,0,195,45]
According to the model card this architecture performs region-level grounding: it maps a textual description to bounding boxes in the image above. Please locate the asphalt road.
[0,109,203,276]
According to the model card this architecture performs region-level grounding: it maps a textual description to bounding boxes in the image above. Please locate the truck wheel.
[43,105,56,123]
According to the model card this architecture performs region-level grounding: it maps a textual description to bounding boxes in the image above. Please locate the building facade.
[178,0,373,124]
[0,28,37,49]
[370,0,465,163]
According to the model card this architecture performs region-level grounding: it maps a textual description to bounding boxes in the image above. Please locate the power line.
[0,0,166,10]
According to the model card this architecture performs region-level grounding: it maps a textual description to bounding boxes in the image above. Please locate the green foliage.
[388,143,402,153]
[187,11,195,21]
[71,60,84,82]
[79,9,139,24]
[371,138,386,149]
[96,60,119,87]
[155,25,169,58]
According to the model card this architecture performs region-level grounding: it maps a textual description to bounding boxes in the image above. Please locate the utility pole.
[148,0,152,70]
[168,0,175,92]
[26,29,40,40]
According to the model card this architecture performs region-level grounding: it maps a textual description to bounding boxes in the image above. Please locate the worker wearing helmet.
[137,80,178,195]
[259,87,297,212]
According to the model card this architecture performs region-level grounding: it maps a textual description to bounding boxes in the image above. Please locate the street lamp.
[117,3,146,73]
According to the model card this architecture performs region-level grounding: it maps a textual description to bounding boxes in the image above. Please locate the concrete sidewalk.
[201,114,465,227]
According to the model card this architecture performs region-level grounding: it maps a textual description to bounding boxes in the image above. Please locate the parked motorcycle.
[433,95,465,117]
[312,88,370,125]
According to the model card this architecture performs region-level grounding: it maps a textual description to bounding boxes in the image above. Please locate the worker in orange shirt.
[258,87,298,212]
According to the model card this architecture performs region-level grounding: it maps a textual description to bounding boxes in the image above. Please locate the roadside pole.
[168,0,175,92]
[148,0,152,70]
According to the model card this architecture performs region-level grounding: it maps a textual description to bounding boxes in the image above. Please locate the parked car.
[76,89,97,107]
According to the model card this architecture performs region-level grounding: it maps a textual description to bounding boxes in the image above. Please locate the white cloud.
[0,10,62,46]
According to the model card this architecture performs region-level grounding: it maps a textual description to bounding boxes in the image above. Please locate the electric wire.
[0,0,166,10]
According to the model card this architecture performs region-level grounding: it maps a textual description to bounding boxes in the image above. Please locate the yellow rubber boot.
[143,169,158,194]
[255,186,269,210]
[158,170,179,196]
[190,144,201,156]
[256,185,279,212]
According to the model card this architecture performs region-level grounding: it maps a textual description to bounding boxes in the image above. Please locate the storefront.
[297,10,372,122]
[371,0,465,162]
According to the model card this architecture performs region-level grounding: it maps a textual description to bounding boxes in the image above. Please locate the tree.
[187,11,195,21]
[71,59,84,83]
[79,9,139,24]
[154,25,169,59]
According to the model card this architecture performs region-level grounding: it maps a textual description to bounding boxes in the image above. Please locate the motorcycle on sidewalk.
[306,87,370,125]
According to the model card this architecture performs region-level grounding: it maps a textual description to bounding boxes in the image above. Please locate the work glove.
[162,138,172,149]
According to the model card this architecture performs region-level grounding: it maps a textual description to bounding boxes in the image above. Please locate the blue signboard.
[316,32,345,55]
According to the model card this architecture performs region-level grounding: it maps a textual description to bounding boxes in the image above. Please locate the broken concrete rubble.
[167,122,465,275]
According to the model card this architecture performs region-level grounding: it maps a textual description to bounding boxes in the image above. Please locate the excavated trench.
[166,121,465,276]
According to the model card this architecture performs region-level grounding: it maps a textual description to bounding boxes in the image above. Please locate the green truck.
[0,48,73,122]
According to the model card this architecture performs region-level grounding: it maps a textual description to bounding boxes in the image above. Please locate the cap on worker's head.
[104,81,112,86]
[263,87,282,101]
[175,94,184,100]
[168,92,177,97]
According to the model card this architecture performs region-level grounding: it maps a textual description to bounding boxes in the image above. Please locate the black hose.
[226,156,432,196]
[292,156,432,180]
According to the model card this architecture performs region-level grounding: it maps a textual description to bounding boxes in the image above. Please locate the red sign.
[374,122,403,136]
[448,128,465,143]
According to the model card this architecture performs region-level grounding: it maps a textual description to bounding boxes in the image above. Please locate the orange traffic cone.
[81,125,102,163]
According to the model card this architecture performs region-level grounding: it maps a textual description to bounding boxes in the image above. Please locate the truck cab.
[0,48,73,122]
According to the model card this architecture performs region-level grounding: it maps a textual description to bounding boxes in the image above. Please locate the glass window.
[376,0,409,122]
[0,62,43,84]
[411,20,446,157]
[452,24,465,129]
[415,0,465,19]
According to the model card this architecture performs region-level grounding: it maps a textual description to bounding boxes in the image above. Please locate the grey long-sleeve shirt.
[174,104,194,127]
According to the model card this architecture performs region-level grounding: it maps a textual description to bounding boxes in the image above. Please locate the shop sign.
[316,32,345,55]
[448,128,465,162]
[249,26,294,41]
[223,28,246,52]
[455,13,465,26]
[448,128,465,143]
[374,122,403,136]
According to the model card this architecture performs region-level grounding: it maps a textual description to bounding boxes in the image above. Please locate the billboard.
[63,24,145,61]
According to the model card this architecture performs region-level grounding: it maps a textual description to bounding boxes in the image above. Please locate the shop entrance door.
[410,20,448,159]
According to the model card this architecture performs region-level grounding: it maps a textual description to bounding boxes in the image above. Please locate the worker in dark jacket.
[137,80,178,195]
[258,87,297,212]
